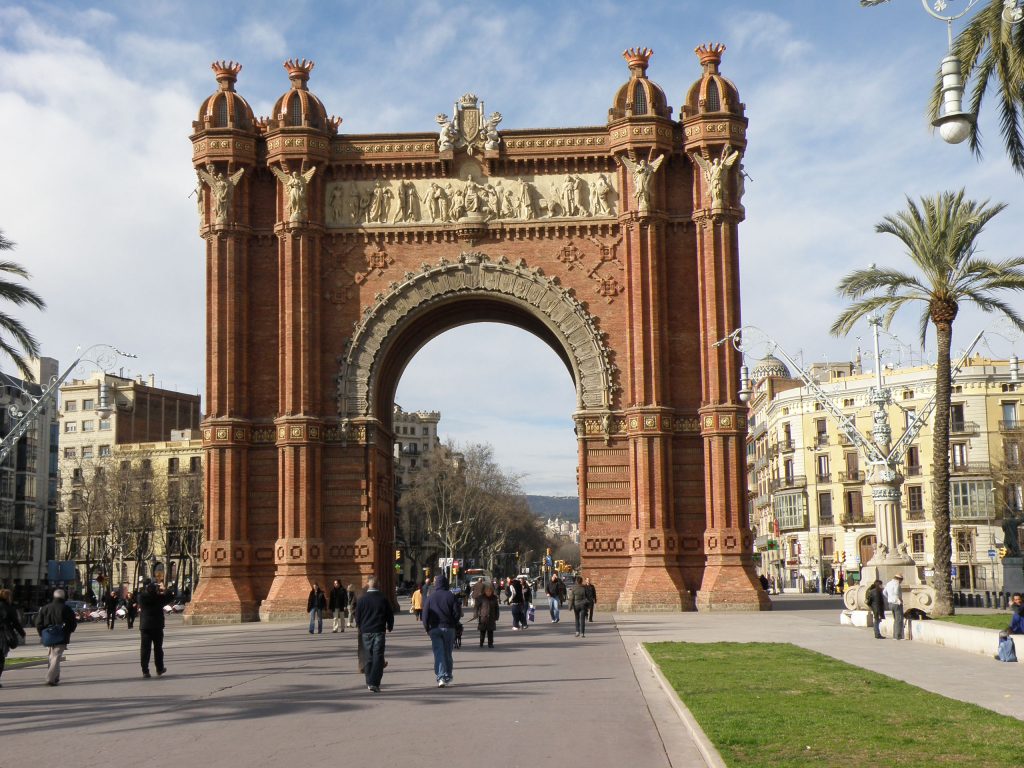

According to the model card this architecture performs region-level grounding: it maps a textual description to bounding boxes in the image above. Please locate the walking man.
[508,575,527,630]
[329,579,348,633]
[546,573,567,623]
[568,576,590,638]
[103,589,118,630]
[307,582,326,634]
[137,579,172,678]
[584,577,597,622]
[423,573,461,687]
[883,574,905,640]
[866,579,885,639]
[346,583,357,628]
[34,588,77,686]
[353,576,393,693]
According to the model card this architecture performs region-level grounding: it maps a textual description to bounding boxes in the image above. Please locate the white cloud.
[239,21,288,58]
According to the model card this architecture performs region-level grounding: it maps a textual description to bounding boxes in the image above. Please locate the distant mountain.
[525,495,579,522]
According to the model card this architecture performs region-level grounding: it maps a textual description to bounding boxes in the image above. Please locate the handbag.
[2,623,20,650]
[41,624,66,647]
[528,605,536,623]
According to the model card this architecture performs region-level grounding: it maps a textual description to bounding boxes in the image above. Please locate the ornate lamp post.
[722,319,987,614]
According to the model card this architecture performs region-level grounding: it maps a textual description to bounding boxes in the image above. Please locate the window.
[1005,441,1021,468]
[81,446,93,459]
[817,492,833,521]
[288,94,302,126]
[99,419,111,431]
[422,427,429,436]
[820,536,834,557]
[950,479,995,518]
[704,79,720,111]
[64,422,77,433]
[843,398,855,408]
[633,81,648,114]
[82,399,94,410]
[98,445,111,457]
[952,385,963,394]
[955,529,973,555]
[904,408,916,429]
[911,532,925,553]
[783,459,795,483]
[81,420,95,432]
[950,443,968,468]
[120,460,131,471]
[950,403,965,430]
[63,447,77,459]
[907,485,923,513]
[64,401,77,412]
[773,492,805,529]
[906,445,920,475]
[72,468,83,482]
[814,402,823,411]
[141,459,151,471]
[1007,484,1023,513]
[816,454,830,481]
[902,390,914,400]
[844,489,864,521]
[168,457,179,474]
[215,96,228,127]
[189,456,201,473]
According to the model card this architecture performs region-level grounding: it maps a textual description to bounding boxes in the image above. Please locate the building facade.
[0,357,59,603]
[190,46,766,623]
[747,354,1023,593]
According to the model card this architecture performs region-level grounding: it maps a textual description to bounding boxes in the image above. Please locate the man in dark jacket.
[423,573,461,687]
[307,583,326,634]
[507,577,526,630]
[865,579,885,639]
[34,588,78,686]
[103,589,119,630]
[546,573,567,623]
[137,580,173,677]
[329,579,348,633]
[353,576,393,692]
[567,576,590,638]
[583,577,597,622]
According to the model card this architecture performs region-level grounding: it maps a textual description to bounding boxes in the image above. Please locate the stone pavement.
[2,594,1020,768]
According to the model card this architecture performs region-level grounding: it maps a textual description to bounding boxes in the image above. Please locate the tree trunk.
[931,316,955,616]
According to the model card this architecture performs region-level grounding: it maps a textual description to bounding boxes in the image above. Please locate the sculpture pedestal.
[1002,557,1024,594]
[843,556,936,616]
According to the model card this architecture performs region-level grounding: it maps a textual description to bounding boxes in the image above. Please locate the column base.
[616,557,695,612]
[184,574,260,625]
[696,561,772,611]
[259,571,324,622]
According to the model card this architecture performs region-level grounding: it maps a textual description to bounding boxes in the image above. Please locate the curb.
[637,643,729,768]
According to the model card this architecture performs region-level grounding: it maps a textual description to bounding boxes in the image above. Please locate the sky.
[1,0,1021,496]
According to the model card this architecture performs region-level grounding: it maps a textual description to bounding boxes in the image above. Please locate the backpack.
[997,635,1017,663]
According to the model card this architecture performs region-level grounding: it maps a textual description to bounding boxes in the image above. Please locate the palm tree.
[830,190,1024,616]
[927,0,1024,174]
[0,229,46,381]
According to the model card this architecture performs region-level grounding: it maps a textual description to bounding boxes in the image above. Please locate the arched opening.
[705,79,720,112]
[389,322,578,586]
[858,534,877,570]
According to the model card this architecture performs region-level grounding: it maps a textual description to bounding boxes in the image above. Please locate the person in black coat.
[307,583,326,634]
[103,589,119,630]
[353,576,394,692]
[865,579,886,639]
[328,579,348,633]
[124,591,138,629]
[34,588,78,686]
[0,588,27,687]
[474,582,500,648]
[583,577,597,622]
[423,573,462,686]
[137,580,173,677]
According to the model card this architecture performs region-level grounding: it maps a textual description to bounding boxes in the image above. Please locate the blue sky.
[1,1,1021,494]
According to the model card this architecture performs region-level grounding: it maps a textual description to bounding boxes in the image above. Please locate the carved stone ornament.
[435,94,502,155]
[337,252,619,424]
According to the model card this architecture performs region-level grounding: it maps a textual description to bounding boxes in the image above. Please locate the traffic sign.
[988,548,997,559]
[951,565,958,577]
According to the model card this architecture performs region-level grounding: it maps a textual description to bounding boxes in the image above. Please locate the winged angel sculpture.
[619,154,664,214]
[271,165,317,222]
[692,146,739,208]
[197,165,245,225]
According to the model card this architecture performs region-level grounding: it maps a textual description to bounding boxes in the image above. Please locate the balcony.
[949,462,990,476]
[840,512,875,526]
[815,473,832,484]
[905,507,926,521]
[769,475,807,492]
[951,502,997,521]
[813,434,829,448]
[999,419,1023,432]
[838,470,864,483]
[949,421,979,436]
[905,465,922,477]
[839,433,855,447]
[778,439,795,454]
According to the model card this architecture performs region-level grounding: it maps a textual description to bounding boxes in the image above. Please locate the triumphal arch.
[186,45,769,623]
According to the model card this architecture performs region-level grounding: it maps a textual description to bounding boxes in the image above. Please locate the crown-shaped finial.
[211,60,242,91]
[284,58,315,88]
[623,47,653,75]
[695,43,726,69]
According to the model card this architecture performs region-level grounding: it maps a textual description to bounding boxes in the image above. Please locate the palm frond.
[830,295,915,337]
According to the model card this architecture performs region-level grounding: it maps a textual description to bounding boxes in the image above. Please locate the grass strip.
[934,614,1012,630]
[646,641,1022,768]
[5,657,46,667]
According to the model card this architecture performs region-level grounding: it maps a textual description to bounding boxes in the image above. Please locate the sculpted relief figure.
[329,184,346,224]
[198,164,245,225]
[368,180,393,223]
[425,182,449,222]
[619,154,665,214]
[562,175,580,217]
[692,146,740,208]
[271,164,317,222]
[393,179,420,223]
[481,111,502,150]
[592,173,615,216]
[436,114,458,152]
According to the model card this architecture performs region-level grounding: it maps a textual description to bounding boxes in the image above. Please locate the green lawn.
[934,614,1012,630]
[647,642,1022,768]
[4,656,45,667]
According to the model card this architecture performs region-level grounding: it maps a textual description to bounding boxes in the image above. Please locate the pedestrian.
[346,583,357,628]
[758,574,769,592]
[329,579,348,633]
[410,583,423,620]
[125,591,138,630]
[474,582,499,648]
[137,579,172,678]
[865,579,885,639]
[837,574,845,594]
[546,573,567,623]
[33,588,78,686]
[507,575,527,630]
[422,573,461,687]
[307,582,326,634]
[883,574,905,640]
[568,576,590,638]
[0,588,27,687]
[353,575,394,693]
[584,577,597,622]
[103,589,118,630]
[826,575,835,595]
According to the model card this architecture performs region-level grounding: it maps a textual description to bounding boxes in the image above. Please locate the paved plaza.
[2,596,1021,768]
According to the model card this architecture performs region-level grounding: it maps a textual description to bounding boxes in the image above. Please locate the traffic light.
[999,546,1008,559]
[394,549,402,572]
[837,550,846,563]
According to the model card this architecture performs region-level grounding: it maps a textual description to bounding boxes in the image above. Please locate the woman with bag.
[0,588,27,687]
[474,582,499,648]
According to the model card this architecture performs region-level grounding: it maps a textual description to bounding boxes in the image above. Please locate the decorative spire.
[211,60,242,91]
[622,47,653,76]
[284,58,315,89]
[695,43,726,72]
